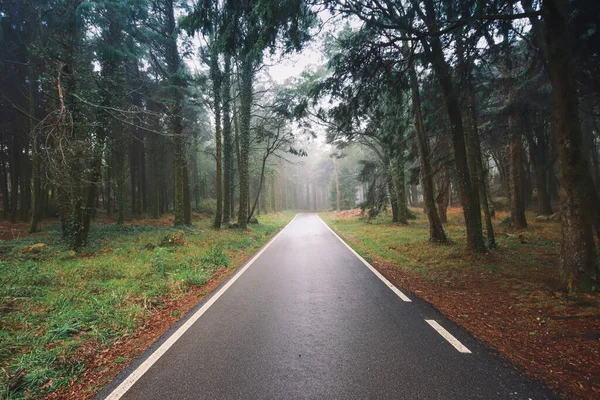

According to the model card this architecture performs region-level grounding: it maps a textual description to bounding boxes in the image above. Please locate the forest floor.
[321,208,600,400]
[0,211,295,399]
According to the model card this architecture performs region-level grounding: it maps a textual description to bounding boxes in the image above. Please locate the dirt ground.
[369,255,600,399]
[0,220,37,241]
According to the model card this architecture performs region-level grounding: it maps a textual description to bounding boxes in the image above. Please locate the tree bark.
[409,62,447,242]
[183,159,191,225]
[525,118,554,216]
[436,174,450,223]
[10,133,19,223]
[164,0,189,227]
[211,45,223,229]
[543,0,598,291]
[1,158,10,219]
[421,0,485,252]
[508,132,528,229]
[29,50,41,232]
[387,161,399,223]
[248,154,268,222]
[222,54,233,224]
[506,64,527,229]
[237,57,252,229]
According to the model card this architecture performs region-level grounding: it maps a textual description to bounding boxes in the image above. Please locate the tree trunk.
[230,163,236,219]
[105,162,112,216]
[129,55,145,216]
[222,54,233,224]
[237,57,252,229]
[388,163,399,223]
[506,66,528,230]
[172,107,186,226]
[183,159,191,224]
[10,133,19,223]
[28,53,41,232]
[333,157,341,211]
[464,68,496,248]
[543,0,598,291]
[140,139,147,213]
[130,145,137,215]
[508,132,528,229]
[211,45,223,229]
[114,149,126,225]
[19,142,31,222]
[421,0,485,252]
[164,1,188,227]
[437,184,449,223]
[526,119,554,216]
[409,62,447,242]
[535,163,553,215]
[1,158,10,219]
[248,155,267,222]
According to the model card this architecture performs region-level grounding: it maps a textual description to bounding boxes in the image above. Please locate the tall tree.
[222,53,233,224]
[542,0,598,291]
[187,0,315,228]
[408,59,447,242]
[151,0,192,226]
[210,43,223,228]
[330,0,486,251]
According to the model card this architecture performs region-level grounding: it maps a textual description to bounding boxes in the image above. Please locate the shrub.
[201,246,228,268]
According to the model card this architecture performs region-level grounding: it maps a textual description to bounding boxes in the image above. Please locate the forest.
[0,0,599,398]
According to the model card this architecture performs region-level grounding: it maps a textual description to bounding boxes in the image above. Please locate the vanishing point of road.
[97,213,556,400]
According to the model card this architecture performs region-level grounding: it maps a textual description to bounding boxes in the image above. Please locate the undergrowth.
[320,207,562,282]
[0,212,293,399]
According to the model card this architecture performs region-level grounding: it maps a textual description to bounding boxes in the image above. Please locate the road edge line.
[425,319,472,353]
[103,214,299,400]
[316,215,411,302]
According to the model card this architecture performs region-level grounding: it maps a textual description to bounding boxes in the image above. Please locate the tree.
[185,0,315,228]
[542,0,598,291]
[222,53,233,224]
[210,43,223,228]
[329,0,487,251]
[149,0,192,226]
[408,58,447,242]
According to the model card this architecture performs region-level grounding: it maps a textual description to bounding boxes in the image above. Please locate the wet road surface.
[97,213,555,400]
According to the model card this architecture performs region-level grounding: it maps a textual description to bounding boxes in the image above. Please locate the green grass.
[320,207,562,283]
[0,212,294,399]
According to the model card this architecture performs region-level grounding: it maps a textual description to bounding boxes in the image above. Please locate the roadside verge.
[320,210,600,400]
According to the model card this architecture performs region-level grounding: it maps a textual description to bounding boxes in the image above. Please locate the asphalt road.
[98,213,556,400]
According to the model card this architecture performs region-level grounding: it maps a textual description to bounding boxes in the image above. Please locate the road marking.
[103,214,298,400]
[425,320,472,353]
[316,215,411,302]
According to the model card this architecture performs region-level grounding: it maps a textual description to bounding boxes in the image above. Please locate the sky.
[265,11,363,84]
[266,43,324,84]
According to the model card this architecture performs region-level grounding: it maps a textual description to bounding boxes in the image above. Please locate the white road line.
[425,320,472,353]
[316,215,412,302]
[104,214,298,400]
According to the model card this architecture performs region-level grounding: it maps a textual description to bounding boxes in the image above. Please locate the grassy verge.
[0,212,294,399]
[321,208,600,400]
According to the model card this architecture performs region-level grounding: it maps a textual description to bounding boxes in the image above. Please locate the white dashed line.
[425,320,472,353]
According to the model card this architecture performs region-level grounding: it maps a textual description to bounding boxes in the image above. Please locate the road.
[97,213,555,400]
